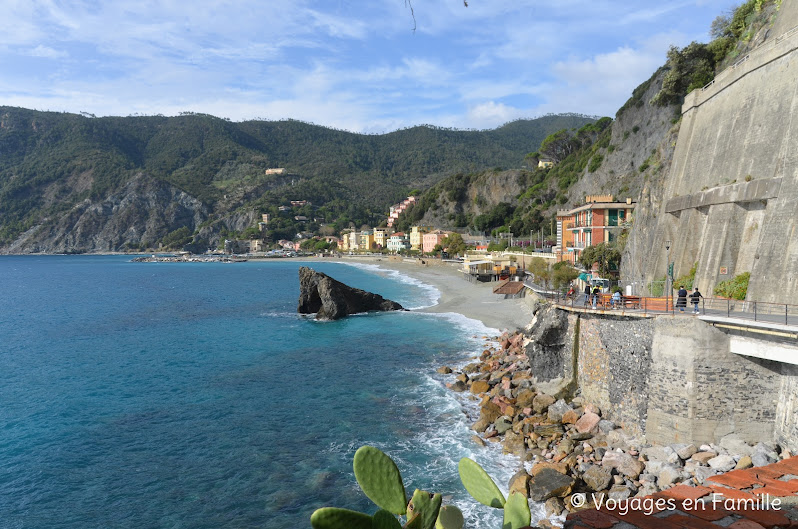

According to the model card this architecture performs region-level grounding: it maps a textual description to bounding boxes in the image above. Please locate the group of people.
[566,281,704,314]
[677,285,703,314]
[568,284,622,310]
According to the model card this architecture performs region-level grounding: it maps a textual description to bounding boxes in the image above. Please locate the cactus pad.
[502,491,531,529]
[457,458,506,508]
[310,507,373,529]
[435,504,464,529]
[353,445,408,515]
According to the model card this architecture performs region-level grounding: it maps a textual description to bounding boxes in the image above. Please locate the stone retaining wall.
[530,306,798,450]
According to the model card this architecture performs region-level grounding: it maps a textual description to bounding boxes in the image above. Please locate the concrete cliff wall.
[527,306,798,449]
[624,3,798,303]
[645,318,782,446]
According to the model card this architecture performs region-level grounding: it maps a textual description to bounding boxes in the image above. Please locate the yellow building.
[538,159,554,169]
[359,231,375,251]
[409,226,432,250]
[340,231,351,251]
[373,228,392,249]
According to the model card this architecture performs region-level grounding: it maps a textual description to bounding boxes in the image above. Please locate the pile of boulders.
[439,330,792,524]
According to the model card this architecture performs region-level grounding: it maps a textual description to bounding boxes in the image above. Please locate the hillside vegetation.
[0,108,593,252]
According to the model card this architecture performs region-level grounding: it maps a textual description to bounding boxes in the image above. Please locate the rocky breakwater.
[439,329,793,527]
[297,267,404,320]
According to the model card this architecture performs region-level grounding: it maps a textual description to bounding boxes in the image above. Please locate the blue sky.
[1,0,740,133]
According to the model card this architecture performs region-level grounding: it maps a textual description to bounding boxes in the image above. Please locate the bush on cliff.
[713,272,750,300]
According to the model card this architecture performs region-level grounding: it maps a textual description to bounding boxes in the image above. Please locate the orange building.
[555,195,635,265]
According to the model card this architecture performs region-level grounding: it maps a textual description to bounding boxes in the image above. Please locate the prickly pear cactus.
[405,489,442,529]
[352,445,407,515]
[372,508,403,529]
[309,507,373,529]
[435,504,464,529]
[502,491,531,529]
[457,458,506,508]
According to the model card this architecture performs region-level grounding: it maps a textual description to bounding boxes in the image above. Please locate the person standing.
[583,284,591,307]
[690,287,703,314]
[592,285,601,309]
[677,285,688,312]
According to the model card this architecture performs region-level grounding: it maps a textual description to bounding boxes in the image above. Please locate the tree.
[538,130,580,163]
[710,13,733,39]
[443,232,467,256]
[528,257,552,287]
[578,243,621,278]
[552,261,579,289]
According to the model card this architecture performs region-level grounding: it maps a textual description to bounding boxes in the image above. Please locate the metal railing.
[534,289,798,327]
[700,23,798,93]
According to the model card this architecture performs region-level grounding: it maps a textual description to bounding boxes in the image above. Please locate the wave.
[333,261,441,309]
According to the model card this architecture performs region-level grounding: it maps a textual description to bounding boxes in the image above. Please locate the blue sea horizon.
[0,256,534,529]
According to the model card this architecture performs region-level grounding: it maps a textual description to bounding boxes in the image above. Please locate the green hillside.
[0,107,594,251]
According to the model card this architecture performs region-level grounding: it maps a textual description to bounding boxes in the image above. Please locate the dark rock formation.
[297,267,404,320]
[524,305,570,382]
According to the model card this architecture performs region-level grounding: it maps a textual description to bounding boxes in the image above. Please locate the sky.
[1,0,742,133]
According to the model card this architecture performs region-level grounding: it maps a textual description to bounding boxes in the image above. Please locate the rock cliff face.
[297,267,404,320]
[1,173,209,254]
[623,2,798,304]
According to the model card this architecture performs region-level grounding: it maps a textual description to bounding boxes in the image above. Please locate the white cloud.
[465,101,521,129]
[28,45,68,59]
[0,0,744,132]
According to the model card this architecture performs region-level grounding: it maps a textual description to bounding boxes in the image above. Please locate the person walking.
[592,285,601,310]
[690,287,703,314]
[583,284,591,307]
[677,285,688,312]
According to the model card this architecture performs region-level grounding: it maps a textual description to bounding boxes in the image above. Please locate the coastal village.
[4,2,798,529]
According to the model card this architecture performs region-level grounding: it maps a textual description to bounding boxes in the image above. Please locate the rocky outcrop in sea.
[297,266,404,320]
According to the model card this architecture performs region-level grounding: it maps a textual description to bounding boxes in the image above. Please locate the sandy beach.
[332,255,537,332]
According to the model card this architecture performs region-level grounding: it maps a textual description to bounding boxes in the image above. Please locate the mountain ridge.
[0,108,595,253]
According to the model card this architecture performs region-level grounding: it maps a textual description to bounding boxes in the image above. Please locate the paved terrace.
[565,457,798,529]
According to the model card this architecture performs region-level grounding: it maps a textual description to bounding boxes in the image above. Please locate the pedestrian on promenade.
[592,285,601,309]
[611,290,622,309]
[690,287,703,314]
[677,285,688,312]
[583,284,591,307]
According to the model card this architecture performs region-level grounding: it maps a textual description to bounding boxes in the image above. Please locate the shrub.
[714,272,750,300]
[588,154,604,173]
[649,276,666,297]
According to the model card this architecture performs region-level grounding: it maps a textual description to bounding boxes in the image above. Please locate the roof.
[493,281,525,295]
[565,456,798,529]
[465,260,492,266]
[565,202,636,215]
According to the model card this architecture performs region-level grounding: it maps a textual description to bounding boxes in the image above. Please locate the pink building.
[422,230,449,254]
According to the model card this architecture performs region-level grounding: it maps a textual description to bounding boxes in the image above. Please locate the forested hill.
[0,107,594,253]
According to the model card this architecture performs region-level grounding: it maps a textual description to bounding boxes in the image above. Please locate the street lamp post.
[665,240,672,312]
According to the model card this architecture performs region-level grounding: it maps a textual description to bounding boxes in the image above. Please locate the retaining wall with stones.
[528,305,798,450]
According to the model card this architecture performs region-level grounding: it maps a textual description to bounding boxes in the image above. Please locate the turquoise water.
[0,256,525,529]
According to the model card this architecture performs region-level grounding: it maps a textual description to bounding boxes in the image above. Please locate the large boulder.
[297,267,404,320]
[528,468,576,501]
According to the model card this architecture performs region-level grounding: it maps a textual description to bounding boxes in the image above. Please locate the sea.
[0,256,542,529]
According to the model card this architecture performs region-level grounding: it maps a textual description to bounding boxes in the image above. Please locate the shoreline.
[327,255,537,333]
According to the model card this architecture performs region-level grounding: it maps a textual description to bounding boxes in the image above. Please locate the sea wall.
[527,306,798,449]
[775,365,798,449]
[623,2,798,304]
[645,318,782,446]
[576,314,653,439]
